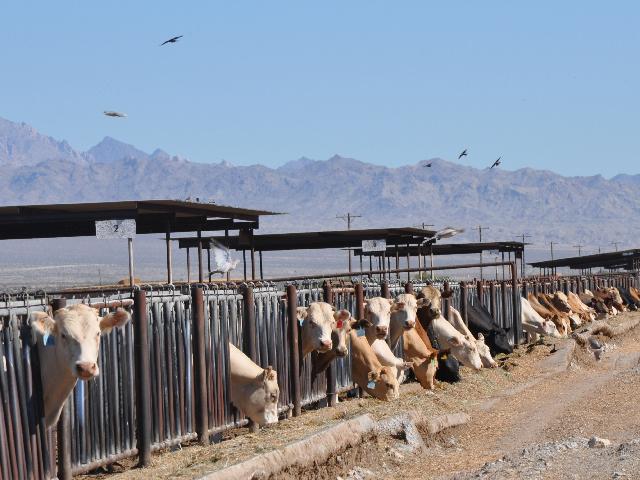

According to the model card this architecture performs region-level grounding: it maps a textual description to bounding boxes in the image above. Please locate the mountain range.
[1,116,638,251]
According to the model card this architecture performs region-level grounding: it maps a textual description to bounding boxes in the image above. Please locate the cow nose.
[430,307,441,317]
[76,362,98,378]
[405,320,415,329]
[376,326,388,335]
[320,339,332,350]
[336,345,348,357]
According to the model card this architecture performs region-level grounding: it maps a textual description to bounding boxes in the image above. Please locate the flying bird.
[210,240,239,276]
[490,157,501,169]
[423,162,432,168]
[103,111,127,118]
[458,149,468,159]
[160,35,183,46]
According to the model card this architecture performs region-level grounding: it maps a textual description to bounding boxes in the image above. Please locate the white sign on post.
[95,219,137,239]
[361,239,387,252]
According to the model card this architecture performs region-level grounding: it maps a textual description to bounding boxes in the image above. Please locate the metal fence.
[1,271,638,478]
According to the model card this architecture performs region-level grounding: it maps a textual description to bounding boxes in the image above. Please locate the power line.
[573,244,584,256]
[337,212,362,272]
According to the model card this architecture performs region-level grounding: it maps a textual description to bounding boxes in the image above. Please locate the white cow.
[429,314,482,370]
[388,294,419,349]
[31,304,131,427]
[364,297,411,382]
[229,343,279,426]
[447,307,496,368]
[520,297,562,341]
[296,302,337,356]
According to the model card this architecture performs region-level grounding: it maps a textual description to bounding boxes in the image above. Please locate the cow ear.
[387,298,394,306]
[296,307,308,322]
[477,332,484,341]
[31,311,56,337]
[448,336,462,346]
[392,302,405,312]
[334,309,350,322]
[416,297,429,308]
[263,366,277,382]
[99,308,131,333]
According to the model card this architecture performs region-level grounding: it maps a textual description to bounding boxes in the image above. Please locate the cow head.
[485,327,513,356]
[363,297,394,339]
[417,286,442,320]
[551,292,573,314]
[542,319,562,338]
[475,333,497,368]
[297,302,335,355]
[32,304,131,381]
[447,334,483,370]
[331,309,353,357]
[367,366,400,401]
[246,366,279,426]
[390,294,418,330]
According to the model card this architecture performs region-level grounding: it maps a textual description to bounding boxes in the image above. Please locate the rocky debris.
[589,436,612,448]
[446,437,640,479]
[339,466,376,480]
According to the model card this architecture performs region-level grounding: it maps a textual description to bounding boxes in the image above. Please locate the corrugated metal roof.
[0,199,280,240]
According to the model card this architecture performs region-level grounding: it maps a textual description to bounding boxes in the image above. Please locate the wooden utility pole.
[337,213,362,273]
[472,225,490,280]
[514,233,532,277]
[573,244,584,256]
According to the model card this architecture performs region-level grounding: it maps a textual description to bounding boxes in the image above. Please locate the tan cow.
[31,304,131,427]
[388,294,438,389]
[565,292,596,323]
[349,327,399,401]
[548,292,583,329]
[229,343,279,426]
[527,293,570,337]
[296,302,337,356]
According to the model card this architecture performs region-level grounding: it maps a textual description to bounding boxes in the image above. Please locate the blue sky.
[1,2,638,176]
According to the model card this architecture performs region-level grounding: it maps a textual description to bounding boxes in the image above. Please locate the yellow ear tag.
[440,354,448,360]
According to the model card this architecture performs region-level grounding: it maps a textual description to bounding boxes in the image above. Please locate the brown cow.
[349,326,399,401]
[527,293,569,337]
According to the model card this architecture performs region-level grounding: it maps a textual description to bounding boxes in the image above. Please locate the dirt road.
[342,313,640,480]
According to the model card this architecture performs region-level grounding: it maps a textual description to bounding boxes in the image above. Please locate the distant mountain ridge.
[1,115,639,248]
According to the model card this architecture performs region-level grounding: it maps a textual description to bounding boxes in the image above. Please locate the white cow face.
[449,335,483,371]
[542,320,561,338]
[32,304,130,381]
[363,297,395,339]
[391,294,418,330]
[297,302,335,355]
[247,367,279,426]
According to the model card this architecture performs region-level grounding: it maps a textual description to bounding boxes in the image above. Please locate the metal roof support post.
[128,237,135,286]
[165,224,173,284]
[197,230,203,283]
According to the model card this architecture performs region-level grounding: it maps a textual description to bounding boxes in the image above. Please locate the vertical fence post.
[404,282,413,295]
[489,282,496,319]
[286,285,301,417]
[501,280,509,335]
[460,282,468,326]
[52,298,72,480]
[133,290,152,466]
[381,281,390,299]
[443,281,450,319]
[563,279,569,295]
[191,286,209,444]
[322,282,337,407]
[510,262,521,345]
[476,280,483,307]
[242,285,259,431]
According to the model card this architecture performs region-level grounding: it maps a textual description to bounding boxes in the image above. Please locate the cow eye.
[61,333,67,340]
[96,331,101,337]
[270,393,277,401]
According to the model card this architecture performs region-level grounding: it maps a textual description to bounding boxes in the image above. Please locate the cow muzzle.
[319,339,332,352]
[335,345,348,357]
[403,321,415,330]
[375,326,388,338]
[76,361,98,380]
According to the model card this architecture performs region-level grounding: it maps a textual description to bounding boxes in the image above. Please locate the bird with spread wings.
[210,240,240,277]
